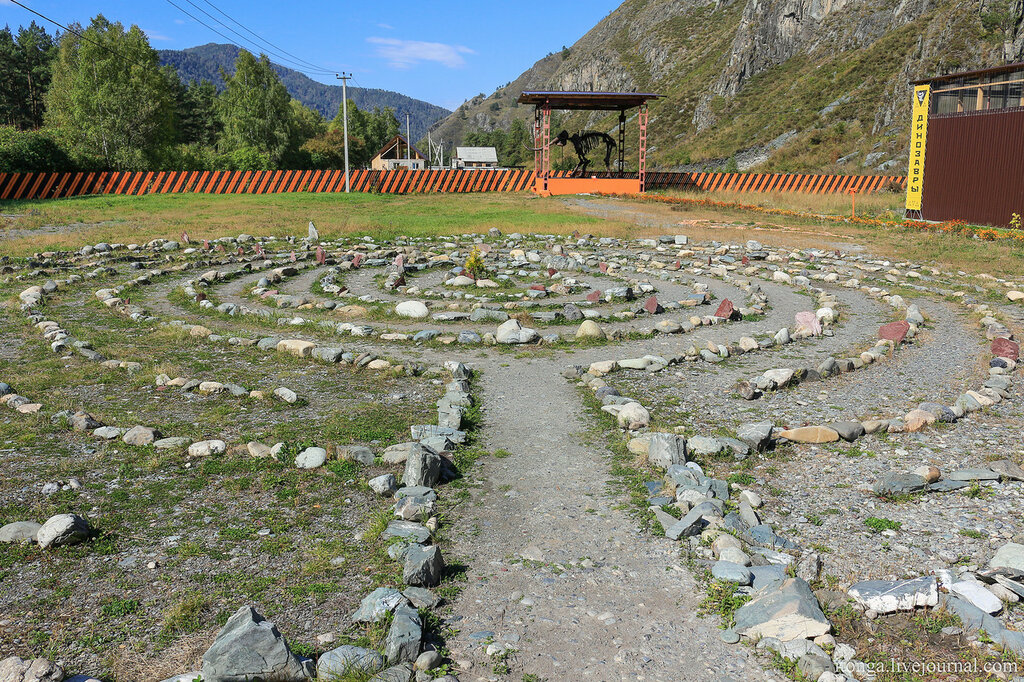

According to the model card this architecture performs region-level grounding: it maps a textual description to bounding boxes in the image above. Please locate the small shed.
[371,135,427,171]
[908,63,1024,227]
[454,147,499,168]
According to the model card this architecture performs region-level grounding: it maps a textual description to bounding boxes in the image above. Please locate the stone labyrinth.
[2,217,1024,682]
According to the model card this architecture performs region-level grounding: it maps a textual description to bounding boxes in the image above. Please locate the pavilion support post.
[541,102,551,192]
[617,110,626,177]
[638,102,649,192]
[533,109,542,190]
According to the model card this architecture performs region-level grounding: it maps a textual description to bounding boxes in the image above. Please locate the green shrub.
[0,125,76,172]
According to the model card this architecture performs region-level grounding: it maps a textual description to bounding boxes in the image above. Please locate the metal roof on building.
[517,91,660,110]
[912,62,1024,85]
[455,147,498,163]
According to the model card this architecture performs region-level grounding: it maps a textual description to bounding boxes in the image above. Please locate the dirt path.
[444,358,777,681]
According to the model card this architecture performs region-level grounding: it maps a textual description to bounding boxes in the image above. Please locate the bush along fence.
[0,169,906,201]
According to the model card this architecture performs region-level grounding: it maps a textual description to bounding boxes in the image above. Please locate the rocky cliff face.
[430,0,1021,173]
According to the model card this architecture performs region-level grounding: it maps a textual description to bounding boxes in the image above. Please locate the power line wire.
[196,0,332,74]
[164,0,336,76]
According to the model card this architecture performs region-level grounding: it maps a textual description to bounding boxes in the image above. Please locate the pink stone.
[879,320,910,343]
[992,337,1020,361]
[215,243,225,252]
[203,239,210,251]
[394,254,404,267]
[316,246,326,265]
[547,268,557,277]
[476,243,492,253]
[289,251,296,262]
[714,299,735,319]
[795,311,821,335]
[644,296,662,314]
[530,284,546,291]
[742,255,749,265]
[599,262,608,273]
[586,290,602,302]
[352,253,364,267]
[236,246,244,255]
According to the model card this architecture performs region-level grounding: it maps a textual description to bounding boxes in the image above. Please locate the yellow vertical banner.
[905,84,930,211]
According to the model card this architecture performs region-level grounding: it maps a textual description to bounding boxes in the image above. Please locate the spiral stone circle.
[2,216,1024,681]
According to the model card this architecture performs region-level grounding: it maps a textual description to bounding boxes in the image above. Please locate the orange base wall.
[533,177,641,197]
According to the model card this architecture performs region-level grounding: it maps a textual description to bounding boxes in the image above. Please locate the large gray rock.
[370,663,415,682]
[317,646,384,679]
[384,604,422,664]
[939,594,1024,655]
[734,578,831,641]
[989,542,1024,576]
[0,656,63,682]
[990,459,1024,481]
[352,588,408,623]
[712,561,753,586]
[201,606,310,682]
[494,318,538,344]
[402,446,444,488]
[122,425,162,446]
[403,544,444,587]
[369,474,398,496]
[69,411,102,431]
[737,421,773,452]
[848,576,938,614]
[831,420,865,442]
[36,514,89,549]
[665,501,722,540]
[382,521,431,544]
[687,435,724,456]
[0,521,41,544]
[295,447,328,469]
[647,433,686,468]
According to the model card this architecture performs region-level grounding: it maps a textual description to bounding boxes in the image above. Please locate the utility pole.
[406,114,411,160]
[335,72,352,192]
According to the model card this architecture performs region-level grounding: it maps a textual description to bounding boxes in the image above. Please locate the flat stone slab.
[929,480,970,492]
[848,576,937,614]
[734,577,831,642]
[873,472,927,496]
[946,468,1000,481]
[989,542,1024,575]
[949,581,1002,614]
[382,521,430,544]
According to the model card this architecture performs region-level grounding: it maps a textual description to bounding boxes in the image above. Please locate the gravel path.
[444,358,778,681]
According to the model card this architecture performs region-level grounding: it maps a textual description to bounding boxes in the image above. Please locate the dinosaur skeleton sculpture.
[528,129,618,177]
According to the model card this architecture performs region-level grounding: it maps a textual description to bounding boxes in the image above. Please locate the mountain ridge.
[430,0,1021,173]
[158,43,450,142]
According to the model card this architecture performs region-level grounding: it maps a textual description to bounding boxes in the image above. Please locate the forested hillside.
[158,44,449,141]
[0,16,426,172]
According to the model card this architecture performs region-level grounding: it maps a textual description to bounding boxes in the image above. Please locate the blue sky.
[0,0,623,110]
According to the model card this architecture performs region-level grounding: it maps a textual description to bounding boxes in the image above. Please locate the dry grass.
[4,188,1024,280]
[661,188,907,220]
[106,629,218,682]
[566,194,1024,281]
[0,192,637,256]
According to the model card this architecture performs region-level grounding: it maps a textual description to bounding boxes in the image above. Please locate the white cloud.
[143,29,172,42]
[376,23,394,30]
[367,37,473,69]
[174,18,186,25]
